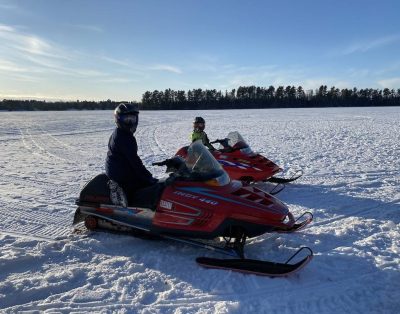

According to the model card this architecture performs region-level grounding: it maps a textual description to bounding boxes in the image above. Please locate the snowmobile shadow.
[276,182,400,225]
[261,181,400,263]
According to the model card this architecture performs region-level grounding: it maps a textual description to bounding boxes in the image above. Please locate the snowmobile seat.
[77,173,165,211]
[77,173,112,205]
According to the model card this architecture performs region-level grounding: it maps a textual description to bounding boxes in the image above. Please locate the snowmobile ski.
[196,247,313,277]
[272,211,313,233]
[267,170,303,184]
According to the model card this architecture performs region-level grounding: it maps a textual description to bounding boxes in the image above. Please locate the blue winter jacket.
[105,128,156,191]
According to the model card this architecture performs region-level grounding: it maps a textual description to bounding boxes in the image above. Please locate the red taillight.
[84,216,98,230]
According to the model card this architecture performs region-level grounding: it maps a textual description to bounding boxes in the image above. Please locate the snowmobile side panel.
[267,170,303,184]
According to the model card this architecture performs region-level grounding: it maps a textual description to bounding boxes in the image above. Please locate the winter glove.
[164,173,176,186]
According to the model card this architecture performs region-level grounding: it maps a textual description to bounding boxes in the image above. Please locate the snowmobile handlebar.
[210,139,223,144]
[152,160,168,166]
[210,138,230,146]
[152,156,186,173]
[211,138,243,153]
[152,156,184,167]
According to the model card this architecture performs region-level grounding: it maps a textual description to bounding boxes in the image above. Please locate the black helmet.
[114,103,139,133]
[193,116,205,131]
[193,116,205,124]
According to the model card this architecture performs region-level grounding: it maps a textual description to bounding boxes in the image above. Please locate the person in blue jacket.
[105,103,159,206]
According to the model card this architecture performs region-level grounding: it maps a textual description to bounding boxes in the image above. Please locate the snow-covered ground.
[0,107,399,313]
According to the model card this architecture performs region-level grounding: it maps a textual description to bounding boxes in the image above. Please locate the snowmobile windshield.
[222,131,254,155]
[185,140,230,185]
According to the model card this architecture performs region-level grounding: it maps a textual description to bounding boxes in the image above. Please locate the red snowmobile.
[73,141,313,277]
[176,131,302,185]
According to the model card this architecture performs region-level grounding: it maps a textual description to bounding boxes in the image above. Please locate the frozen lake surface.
[0,107,399,313]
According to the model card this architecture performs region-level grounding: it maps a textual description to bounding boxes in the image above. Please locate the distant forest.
[1,85,400,111]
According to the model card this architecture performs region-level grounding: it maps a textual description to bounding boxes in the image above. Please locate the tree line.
[141,85,400,109]
[1,85,400,111]
[0,99,120,111]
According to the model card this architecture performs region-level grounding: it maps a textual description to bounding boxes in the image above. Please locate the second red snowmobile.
[73,141,312,277]
[176,131,302,184]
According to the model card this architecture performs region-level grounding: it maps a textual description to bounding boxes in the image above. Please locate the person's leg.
[129,183,165,210]
[108,180,128,207]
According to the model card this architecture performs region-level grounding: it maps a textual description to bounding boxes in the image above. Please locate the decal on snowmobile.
[161,200,202,217]
[217,159,248,169]
[154,200,205,225]
[217,159,262,171]
[160,200,173,210]
[173,190,198,199]
[173,190,218,206]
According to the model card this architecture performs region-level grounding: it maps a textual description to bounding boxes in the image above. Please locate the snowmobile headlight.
[206,172,230,186]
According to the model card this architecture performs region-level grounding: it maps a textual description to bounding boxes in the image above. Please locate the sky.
[1,0,400,102]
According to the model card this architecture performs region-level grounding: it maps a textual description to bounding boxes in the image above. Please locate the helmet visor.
[122,114,138,125]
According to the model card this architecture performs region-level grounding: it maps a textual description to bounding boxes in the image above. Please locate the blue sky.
[1,0,400,101]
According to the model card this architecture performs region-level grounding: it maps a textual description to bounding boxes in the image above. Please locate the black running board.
[267,170,303,184]
[196,247,313,277]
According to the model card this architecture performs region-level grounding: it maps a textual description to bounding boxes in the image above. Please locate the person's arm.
[203,133,215,150]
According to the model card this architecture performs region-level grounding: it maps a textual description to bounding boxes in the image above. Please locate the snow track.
[0,196,72,240]
[1,108,399,313]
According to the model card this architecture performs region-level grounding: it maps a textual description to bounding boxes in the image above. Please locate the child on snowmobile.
[105,103,159,207]
[190,117,215,151]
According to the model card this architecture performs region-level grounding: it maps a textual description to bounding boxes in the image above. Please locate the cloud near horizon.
[377,77,400,89]
[342,34,400,55]
[149,64,182,74]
